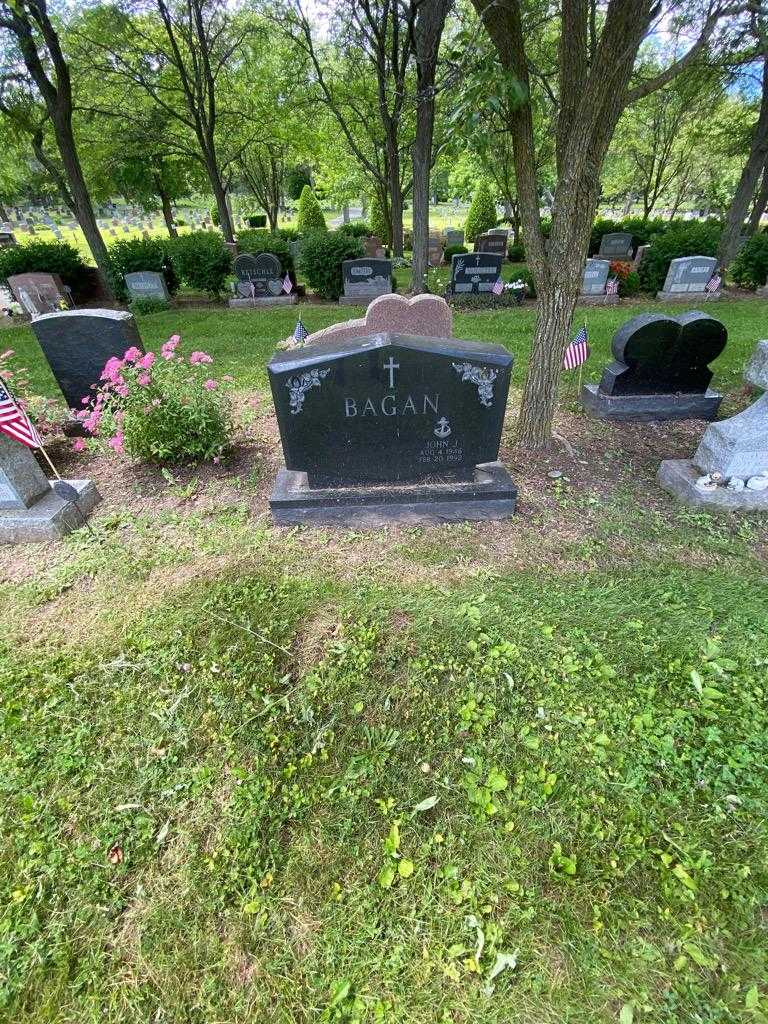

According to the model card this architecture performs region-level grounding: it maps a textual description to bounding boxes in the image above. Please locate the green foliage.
[464,181,497,241]
[210,206,220,227]
[731,232,768,289]
[106,236,178,301]
[444,244,469,263]
[507,242,525,261]
[337,221,371,238]
[235,230,295,275]
[639,222,721,294]
[80,336,232,463]
[298,230,364,299]
[0,240,86,289]
[296,185,327,234]
[247,215,267,228]
[368,193,389,244]
[128,296,171,315]
[276,226,299,242]
[166,231,232,298]
[285,164,312,200]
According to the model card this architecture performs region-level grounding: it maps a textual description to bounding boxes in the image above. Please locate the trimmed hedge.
[166,231,232,298]
[298,230,364,300]
[296,186,327,233]
[731,232,768,289]
[444,244,468,262]
[465,181,497,242]
[507,242,525,262]
[0,240,87,289]
[638,222,721,294]
[236,230,296,275]
[337,221,371,238]
[106,236,179,301]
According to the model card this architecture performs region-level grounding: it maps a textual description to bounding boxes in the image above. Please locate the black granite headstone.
[341,258,393,299]
[30,309,144,410]
[234,252,282,297]
[581,310,727,421]
[450,252,503,294]
[268,332,512,487]
[473,233,507,257]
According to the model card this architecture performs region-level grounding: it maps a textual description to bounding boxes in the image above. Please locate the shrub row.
[731,231,768,289]
[298,231,364,300]
[107,232,232,300]
[0,240,87,290]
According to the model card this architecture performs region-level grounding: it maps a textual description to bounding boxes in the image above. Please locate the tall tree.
[0,0,114,296]
[471,0,742,449]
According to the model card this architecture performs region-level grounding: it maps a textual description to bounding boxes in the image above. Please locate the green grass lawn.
[1,298,768,1022]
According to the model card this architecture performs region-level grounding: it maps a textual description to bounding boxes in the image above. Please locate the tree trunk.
[718,56,768,269]
[203,143,234,241]
[159,186,178,237]
[748,162,768,235]
[0,203,7,221]
[342,203,350,224]
[267,207,278,231]
[388,146,404,256]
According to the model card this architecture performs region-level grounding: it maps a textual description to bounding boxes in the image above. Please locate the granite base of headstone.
[658,339,768,510]
[656,256,719,300]
[267,331,516,526]
[0,434,100,543]
[581,310,726,422]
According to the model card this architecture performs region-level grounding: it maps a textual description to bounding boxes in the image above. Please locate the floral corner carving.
[286,367,330,414]
[452,361,498,408]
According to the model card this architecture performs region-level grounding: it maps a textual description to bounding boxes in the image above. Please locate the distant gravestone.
[598,232,633,259]
[473,233,507,258]
[0,231,17,248]
[659,340,768,509]
[363,236,385,259]
[581,310,727,421]
[340,258,393,305]
[7,273,69,316]
[0,430,100,543]
[658,256,718,299]
[267,332,516,524]
[30,309,145,411]
[579,258,613,303]
[450,252,503,295]
[445,228,465,247]
[229,252,296,307]
[125,271,170,303]
[428,234,443,267]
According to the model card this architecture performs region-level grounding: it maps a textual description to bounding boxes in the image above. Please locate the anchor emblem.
[434,416,451,439]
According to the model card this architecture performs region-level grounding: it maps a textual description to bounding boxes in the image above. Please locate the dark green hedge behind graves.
[298,231,365,300]
[638,222,721,294]
[106,237,179,301]
[731,231,768,289]
[0,240,87,290]
[236,230,296,275]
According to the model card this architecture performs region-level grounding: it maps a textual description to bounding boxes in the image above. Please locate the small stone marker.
[363,236,385,259]
[340,258,393,306]
[0,433,100,543]
[658,340,768,509]
[598,232,633,259]
[7,273,69,316]
[580,258,612,301]
[124,271,170,303]
[657,256,718,299]
[427,234,443,267]
[267,331,516,525]
[229,252,296,307]
[450,252,503,295]
[30,309,145,411]
[473,233,507,258]
[0,231,17,248]
[299,293,453,349]
[581,310,726,421]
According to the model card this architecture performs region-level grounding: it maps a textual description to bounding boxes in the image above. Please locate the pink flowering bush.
[78,334,233,463]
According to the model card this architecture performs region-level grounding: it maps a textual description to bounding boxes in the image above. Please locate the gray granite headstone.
[661,256,717,294]
[125,270,170,302]
[473,234,507,257]
[445,229,464,247]
[598,232,633,258]
[342,258,393,300]
[581,259,610,295]
[30,309,144,410]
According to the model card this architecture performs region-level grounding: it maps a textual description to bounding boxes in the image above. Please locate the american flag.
[293,318,308,343]
[492,277,504,295]
[605,277,619,296]
[0,376,41,449]
[563,324,590,370]
[282,273,293,294]
[705,274,722,294]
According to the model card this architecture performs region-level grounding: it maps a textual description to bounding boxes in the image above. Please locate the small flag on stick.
[605,277,619,297]
[563,324,590,370]
[705,273,721,297]
[293,318,308,344]
[492,277,504,296]
[282,273,293,294]
[0,376,41,449]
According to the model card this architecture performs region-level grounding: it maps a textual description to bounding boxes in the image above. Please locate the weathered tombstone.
[297,293,453,349]
[30,309,145,411]
[7,273,69,316]
[581,310,726,421]
[632,243,650,272]
[445,228,465,247]
[0,430,100,543]
[657,256,718,300]
[428,234,443,267]
[487,228,509,239]
[228,252,296,307]
[598,232,634,259]
[450,252,503,295]
[125,271,171,303]
[579,258,614,304]
[340,258,393,306]
[473,233,507,258]
[267,332,516,524]
[363,236,385,259]
[658,340,768,508]
[0,231,17,248]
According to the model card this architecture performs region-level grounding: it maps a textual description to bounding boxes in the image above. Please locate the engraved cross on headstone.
[383,355,400,389]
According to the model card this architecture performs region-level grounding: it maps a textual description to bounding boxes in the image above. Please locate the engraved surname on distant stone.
[343,394,439,417]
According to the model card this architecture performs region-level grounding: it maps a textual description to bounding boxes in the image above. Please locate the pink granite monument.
[288,293,453,349]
